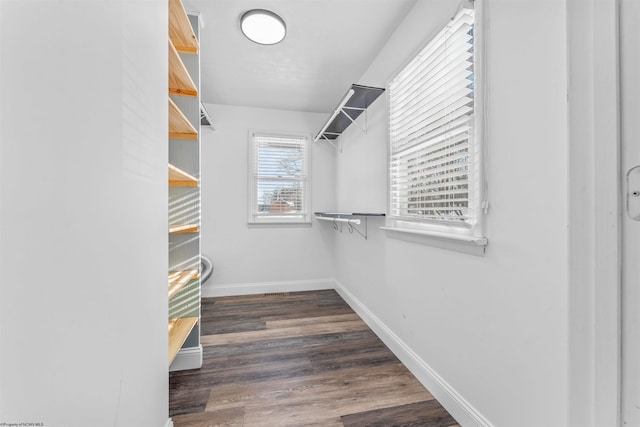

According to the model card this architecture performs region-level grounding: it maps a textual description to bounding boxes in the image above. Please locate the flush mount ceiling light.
[240,9,286,45]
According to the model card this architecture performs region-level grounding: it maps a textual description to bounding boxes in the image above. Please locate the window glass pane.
[256,180,304,214]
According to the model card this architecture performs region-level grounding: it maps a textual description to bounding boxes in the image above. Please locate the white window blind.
[249,133,309,223]
[389,6,476,226]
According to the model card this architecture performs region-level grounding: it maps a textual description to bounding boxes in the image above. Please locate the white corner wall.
[0,2,169,426]
[334,0,569,426]
[201,104,335,296]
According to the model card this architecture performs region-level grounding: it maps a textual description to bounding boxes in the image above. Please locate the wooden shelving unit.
[169,97,198,140]
[168,317,199,364]
[168,163,199,187]
[168,0,202,372]
[168,270,199,299]
[169,0,199,54]
[169,39,197,97]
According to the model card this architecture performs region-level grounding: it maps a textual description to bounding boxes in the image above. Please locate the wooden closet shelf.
[169,0,199,54]
[169,163,199,187]
[168,317,199,364]
[169,224,199,234]
[168,269,199,300]
[169,98,198,140]
[169,39,197,97]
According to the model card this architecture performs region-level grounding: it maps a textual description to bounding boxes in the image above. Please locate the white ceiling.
[184,0,417,113]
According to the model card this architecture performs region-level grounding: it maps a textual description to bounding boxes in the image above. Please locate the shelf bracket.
[340,106,367,135]
[347,216,367,240]
[200,102,214,130]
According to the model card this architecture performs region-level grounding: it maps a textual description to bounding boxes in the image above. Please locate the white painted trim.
[334,280,493,427]
[567,0,621,425]
[164,418,174,427]
[201,278,335,298]
[381,226,487,256]
[169,345,203,372]
[592,2,621,426]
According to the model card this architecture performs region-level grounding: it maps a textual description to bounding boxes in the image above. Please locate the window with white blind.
[387,3,485,242]
[248,132,310,224]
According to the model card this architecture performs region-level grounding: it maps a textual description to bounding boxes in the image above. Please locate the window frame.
[247,130,312,225]
[384,1,487,250]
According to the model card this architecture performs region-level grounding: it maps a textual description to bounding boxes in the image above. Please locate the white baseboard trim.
[334,280,493,427]
[164,418,174,427]
[201,278,335,297]
[169,345,203,372]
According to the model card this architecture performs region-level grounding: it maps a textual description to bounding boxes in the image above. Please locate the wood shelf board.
[169,132,198,140]
[168,269,199,300]
[169,39,198,97]
[169,98,198,140]
[169,0,199,54]
[169,224,199,234]
[169,163,199,187]
[168,317,199,364]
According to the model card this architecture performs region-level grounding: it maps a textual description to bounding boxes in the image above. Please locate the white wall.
[201,104,335,294]
[0,2,169,426]
[334,1,569,426]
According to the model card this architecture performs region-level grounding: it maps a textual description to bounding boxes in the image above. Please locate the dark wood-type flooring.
[170,290,459,427]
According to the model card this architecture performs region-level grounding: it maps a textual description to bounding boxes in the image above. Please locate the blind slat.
[390,132,469,159]
[391,189,469,201]
[391,22,473,92]
[389,7,475,224]
[391,115,472,154]
[390,170,469,187]
[391,131,470,166]
[391,49,473,107]
[252,133,308,217]
[391,89,473,146]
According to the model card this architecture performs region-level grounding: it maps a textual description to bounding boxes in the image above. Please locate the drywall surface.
[201,104,335,290]
[0,2,169,426]
[334,0,569,426]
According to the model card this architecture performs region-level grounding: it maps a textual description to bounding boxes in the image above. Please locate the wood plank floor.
[169,290,459,427]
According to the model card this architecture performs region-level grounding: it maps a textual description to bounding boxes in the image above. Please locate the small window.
[387,3,484,239]
[248,132,310,224]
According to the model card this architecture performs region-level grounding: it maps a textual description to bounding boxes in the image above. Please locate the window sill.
[380,226,488,256]
[248,224,312,229]
[248,218,312,228]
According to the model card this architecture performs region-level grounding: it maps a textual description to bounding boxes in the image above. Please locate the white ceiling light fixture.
[240,9,286,45]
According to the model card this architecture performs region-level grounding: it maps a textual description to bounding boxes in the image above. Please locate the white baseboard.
[334,280,493,427]
[164,418,174,427]
[201,278,335,297]
[169,345,202,372]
